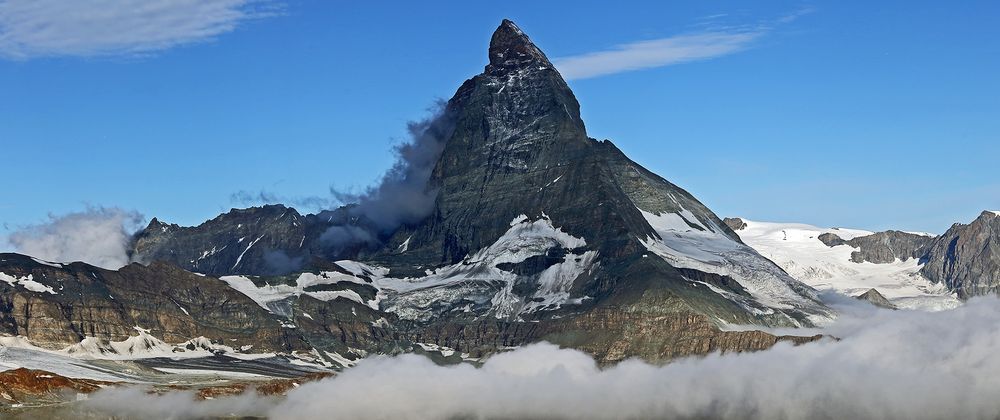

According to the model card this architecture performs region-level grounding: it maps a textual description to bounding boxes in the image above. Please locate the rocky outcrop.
[920,211,1000,298]
[855,288,897,309]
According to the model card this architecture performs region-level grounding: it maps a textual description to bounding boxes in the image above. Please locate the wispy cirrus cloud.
[553,9,812,80]
[0,0,280,59]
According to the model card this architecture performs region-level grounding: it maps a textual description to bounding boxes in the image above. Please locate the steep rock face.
[921,211,1000,298]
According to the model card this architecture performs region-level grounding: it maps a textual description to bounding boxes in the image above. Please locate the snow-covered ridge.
[637,204,831,327]
[731,219,960,311]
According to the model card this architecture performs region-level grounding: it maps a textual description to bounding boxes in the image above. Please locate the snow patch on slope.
[0,272,57,294]
[374,214,596,321]
[733,219,960,311]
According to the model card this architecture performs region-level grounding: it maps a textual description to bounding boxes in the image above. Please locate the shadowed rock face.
[920,211,1000,299]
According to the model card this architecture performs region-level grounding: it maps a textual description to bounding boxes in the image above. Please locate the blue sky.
[1,0,997,236]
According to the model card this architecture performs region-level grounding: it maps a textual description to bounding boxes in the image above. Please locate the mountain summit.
[488,19,553,69]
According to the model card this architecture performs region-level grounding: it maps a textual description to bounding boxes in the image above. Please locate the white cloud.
[554,31,762,80]
[7,207,144,269]
[553,9,812,80]
[0,0,279,59]
[81,296,1000,419]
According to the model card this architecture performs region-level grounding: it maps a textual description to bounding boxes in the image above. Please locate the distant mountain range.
[724,210,1000,306]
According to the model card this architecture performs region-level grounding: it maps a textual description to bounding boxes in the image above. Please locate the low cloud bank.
[82,387,278,419]
[80,297,1000,419]
[5,207,144,269]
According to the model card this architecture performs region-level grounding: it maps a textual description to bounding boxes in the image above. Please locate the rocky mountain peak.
[488,19,552,71]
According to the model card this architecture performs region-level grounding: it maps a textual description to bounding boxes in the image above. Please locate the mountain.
[2,19,832,376]
[920,211,1000,298]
